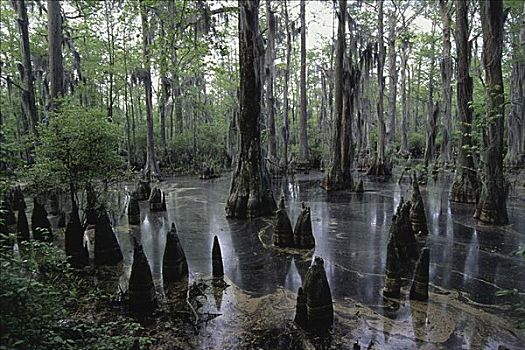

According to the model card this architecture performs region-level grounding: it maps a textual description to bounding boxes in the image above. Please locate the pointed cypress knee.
[16,200,30,243]
[390,199,418,262]
[293,203,315,249]
[294,287,308,329]
[129,238,157,315]
[163,223,188,284]
[12,186,26,211]
[1,197,16,227]
[410,248,430,301]
[383,239,401,298]
[273,197,294,247]
[303,257,333,334]
[278,196,286,210]
[31,198,53,242]
[128,195,141,225]
[65,205,87,267]
[409,175,428,235]
[94,206,122,266]
[212,236,224,278]
[149,187,163,212]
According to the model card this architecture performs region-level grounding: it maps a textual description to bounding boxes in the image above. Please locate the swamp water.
[81,171,524,349]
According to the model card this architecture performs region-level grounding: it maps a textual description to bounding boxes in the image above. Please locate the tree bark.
[367,0,390,176]
[225,0,276,219]
[423,20,437,168]
[505,5,525,167]
[298,0,309,163]
[265,0,277,161]
[399,37,410,156]
[281,0,291,171]
[474,0,508,225]
[386,13,397,152]
[47,0,64,111]
[15,0,38,134]
[439,0,453,164]
[140,1,160,177]
[450,0,479,204]
[321,0,352,191]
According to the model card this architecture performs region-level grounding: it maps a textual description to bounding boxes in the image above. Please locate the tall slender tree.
[450,0,479,204]
[321,0,352,191]
[368,0,390,176]
[47,0,64,112]
[226,0,275,219]
[298,0,309,163]
[439,0,453,165]
[265,0,277,160]
[140,0,160,177]
[474,0,508,224]
[14,0,38,134]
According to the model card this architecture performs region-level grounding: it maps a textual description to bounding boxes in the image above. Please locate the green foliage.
[27,100,124,194]
[408,132,425,158]
[0,237,153,350]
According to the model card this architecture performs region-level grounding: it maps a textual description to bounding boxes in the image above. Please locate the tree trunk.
[225,0,276,219]
[450,0,479,204]
[321,0,352,191]
[265,0,277,161]
[281,0,291,171]
[399,37,409,156]
[298,0,309,163]
[439,0,453,165]
[386,13,397,153]
[140,1,160,177]
[47,0,64,111]
[474,0,508,225]
[15,0,38,134]
[505,5,525,167]
[367,0,390,176]
[423,20,437,168]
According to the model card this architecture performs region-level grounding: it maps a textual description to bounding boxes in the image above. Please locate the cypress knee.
[383,239,401,298]
[390,199,418,262]
[294,286,308,329]
[303,257,333,334]
[409,247,430,301]
[94,206,122,266]
[12,186,26,211]
[409,175,428,235]
[161,193,167,211]
[16,200,30,242]
[128,195,141,225]
[163,223,188,283]
[31,198,53,242]
[293,203,315,249]
[212,235,224,278]
[129,238,156,315]
[273,197,294,247]
[65,204,86,267]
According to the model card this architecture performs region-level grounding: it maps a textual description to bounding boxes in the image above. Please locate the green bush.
[0,236,152,350]
[408,132,425,158]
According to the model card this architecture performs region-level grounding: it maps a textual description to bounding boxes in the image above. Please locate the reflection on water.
[106,171,524,349]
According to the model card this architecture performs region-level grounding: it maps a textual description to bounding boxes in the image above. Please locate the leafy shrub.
[408,132,425,158]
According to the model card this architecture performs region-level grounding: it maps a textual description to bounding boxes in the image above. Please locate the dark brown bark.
[15,0,38,134]
[399,37,410,156]
[439,0,453,164]
[265,0,277,160]
[386,13,397,152]
[47,0,64,111]
[321,0,352,191]
[298,0,309,162]
[367,0,390,176]
[505,6,525,167]
[140,1,160,177]
[225,0,275,219]
[474,0,508,225]
[281,0,291,171]
[450,0,479,204]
